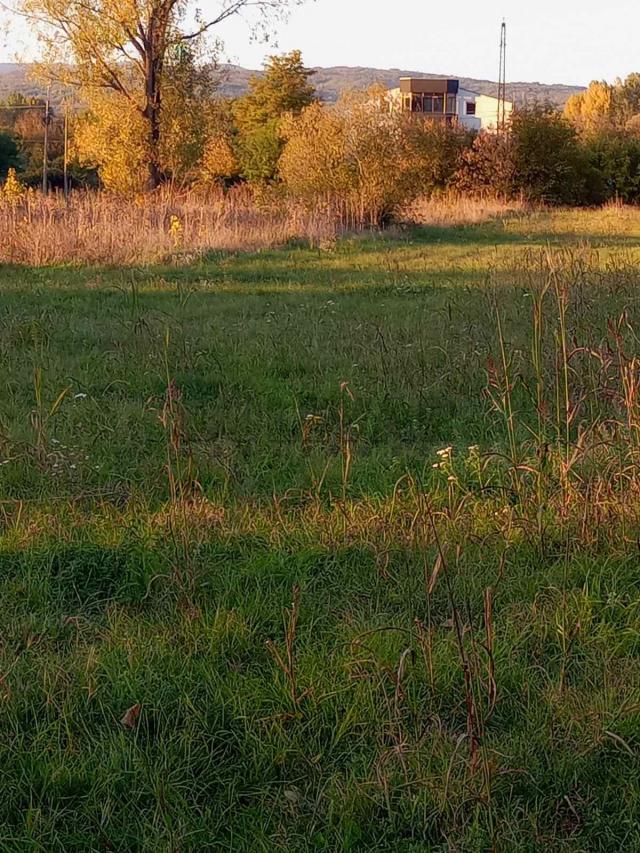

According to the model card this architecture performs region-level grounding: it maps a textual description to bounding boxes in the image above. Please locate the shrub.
[235,119,283,184]
[199,135,241,187]
[401,118,472,196]
[280,89,404,223]
[454,132,516,197]
[510,106,589,205]
[1,167,25,203]
[585,130,640,203]
[280,91,471,224]
[279,102,350,199]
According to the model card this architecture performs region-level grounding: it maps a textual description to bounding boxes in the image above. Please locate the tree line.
[3,29,640,218]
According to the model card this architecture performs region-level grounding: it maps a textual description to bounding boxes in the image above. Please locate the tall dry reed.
[400,192,527,227]
[0,187,526,267]
[0,186,341,266]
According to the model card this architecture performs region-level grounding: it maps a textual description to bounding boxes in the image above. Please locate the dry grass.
[400,192,528,227]
[0,186,341,266]
[0,187,529,266]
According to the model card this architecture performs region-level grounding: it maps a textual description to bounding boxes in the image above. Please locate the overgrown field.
[3,206,640,850]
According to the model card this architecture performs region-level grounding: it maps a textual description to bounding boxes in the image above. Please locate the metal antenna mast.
[498,20,507,132]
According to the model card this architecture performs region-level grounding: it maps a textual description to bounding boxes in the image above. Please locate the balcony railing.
[402,93,458,116]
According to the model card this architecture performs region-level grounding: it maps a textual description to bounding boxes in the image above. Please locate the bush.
[510,106,589,204]
[235,120,283,184]
[280,91,471,224]
[199,135,240,187]
[585,130,640,203]
[1,167,26,203]
[454,132,516,197]
[279,102,350,199]
[402,118,472,195]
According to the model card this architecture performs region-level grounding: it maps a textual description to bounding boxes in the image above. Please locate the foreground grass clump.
[2,207,640,850]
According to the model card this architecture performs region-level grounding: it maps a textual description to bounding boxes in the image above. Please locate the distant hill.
[0,63,45,100]
[297,66,584,107]
[0,62,584,107]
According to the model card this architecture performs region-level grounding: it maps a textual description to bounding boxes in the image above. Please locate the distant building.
[388,78,513,131]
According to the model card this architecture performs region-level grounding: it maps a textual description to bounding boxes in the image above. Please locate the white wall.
[474,95,513,131]
[457,88,481,130]
[456,88,513,131]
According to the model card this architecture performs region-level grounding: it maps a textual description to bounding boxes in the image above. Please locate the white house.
[388,78,513,131]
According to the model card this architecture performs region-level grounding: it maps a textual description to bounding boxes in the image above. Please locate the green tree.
[234,50,316,182]
[585,130,640,203]
[0,132,21,179]
[511,106,588,204]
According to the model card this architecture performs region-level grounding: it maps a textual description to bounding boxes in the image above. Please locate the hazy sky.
[3,0,639,86]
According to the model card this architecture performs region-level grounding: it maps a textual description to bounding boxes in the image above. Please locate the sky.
[2,0,640,87]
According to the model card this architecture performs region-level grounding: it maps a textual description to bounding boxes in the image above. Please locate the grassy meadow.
[3,204,640,850]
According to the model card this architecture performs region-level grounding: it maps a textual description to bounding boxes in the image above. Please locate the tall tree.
[565,74,640,134]
[565,81,614,134]
[233,50,315,182]
[613,73,640,127]
[74,46,212,192]
[14,0,304,188]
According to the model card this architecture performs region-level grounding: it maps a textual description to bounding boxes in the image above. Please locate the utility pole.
[42,85,51,194]
[63,103,69,199]
[497,20,507,133]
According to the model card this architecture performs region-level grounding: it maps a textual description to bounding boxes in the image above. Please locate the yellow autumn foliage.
[199,136,240,185]
[565,81,614,134]
[73,93,149,195]
[1,168,26,204]
[280,88,470,223]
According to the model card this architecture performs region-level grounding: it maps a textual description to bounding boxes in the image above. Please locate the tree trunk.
[145,104,162,190]
[144,21,164,190]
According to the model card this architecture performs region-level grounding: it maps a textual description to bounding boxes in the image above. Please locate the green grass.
[2,207,640,850]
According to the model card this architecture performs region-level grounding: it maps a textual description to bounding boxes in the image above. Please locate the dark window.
[423,95,433,113]
[446,95,457,114]
[433,95,444,113]
[412,94,423,112]
[465,101,476,116]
